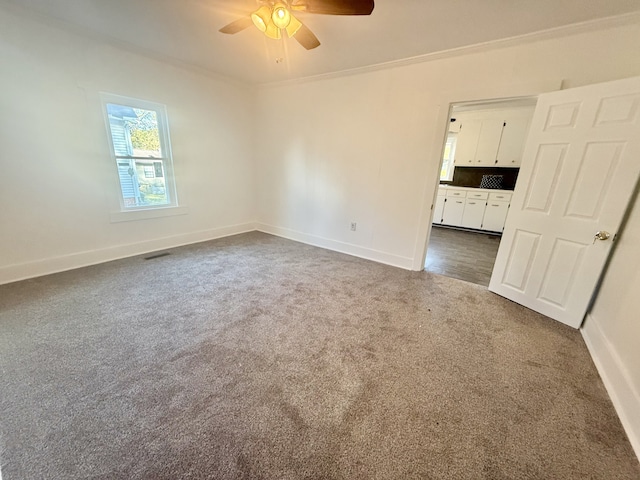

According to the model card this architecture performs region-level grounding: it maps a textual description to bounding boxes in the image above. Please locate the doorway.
[425,227,501,286]
[424,97,537,287]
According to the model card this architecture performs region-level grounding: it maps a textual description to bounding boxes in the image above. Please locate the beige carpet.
[0,232,638,479]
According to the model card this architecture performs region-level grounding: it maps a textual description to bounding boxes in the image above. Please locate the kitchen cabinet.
[482,201,510,232]
[466,190,489,201]
[474,119,504,166]
[453,106,534,167]
[461,198,486,229]
[434,186,512,232]
[433,191,446,224]
[442,189,466,225]
[496,115,532,167]
[453,119,481,165]
[445,188,466,200]
[487,191,512,202]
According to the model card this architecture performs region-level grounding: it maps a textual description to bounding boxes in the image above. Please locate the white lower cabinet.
[433,194,446,224]
[482,201,510,232]
[442,198,465,225]
[435,186,511,232]
[461,198,485,229]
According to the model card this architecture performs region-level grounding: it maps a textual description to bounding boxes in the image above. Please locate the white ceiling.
[4,0,640,85]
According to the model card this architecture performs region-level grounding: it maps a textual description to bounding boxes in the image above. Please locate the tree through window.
[103,95,177,210]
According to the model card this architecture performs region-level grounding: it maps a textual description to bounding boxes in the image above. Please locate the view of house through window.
[104,97,176,209]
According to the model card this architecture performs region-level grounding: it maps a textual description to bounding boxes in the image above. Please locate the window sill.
[110,205,189,223]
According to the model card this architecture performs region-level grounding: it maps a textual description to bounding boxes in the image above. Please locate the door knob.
[593,231,611,243]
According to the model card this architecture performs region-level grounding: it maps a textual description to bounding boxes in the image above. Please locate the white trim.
[581,314,640,461]
[0,222,257,285]
[411,80,562,272]
[100,92,180,212]
[0,1,253,90]
[4,0,635,88]
[260,12,640,88]
[110,205,189,223]
[255,223,414,270]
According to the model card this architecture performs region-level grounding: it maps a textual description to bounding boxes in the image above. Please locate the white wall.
[582,194,640,458]
[0,6,256,284]
[2,3,639,461]
[256,69,442,267]
[254,19,640,459]
[255,19,640,269]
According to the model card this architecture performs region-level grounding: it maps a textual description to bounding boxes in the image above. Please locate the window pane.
[117,160,138,207]
[116,159,169,207]
[107,103,162,157]
[103,94,176,212]
[440,133,457,181]
[135,161,168,206]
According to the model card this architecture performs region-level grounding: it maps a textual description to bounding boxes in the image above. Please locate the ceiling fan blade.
[293,23,321,50]
[290,0,374,15]
[219,17,253,34]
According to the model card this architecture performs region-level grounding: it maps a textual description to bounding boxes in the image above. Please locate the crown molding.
[259,11,640,89]
[2,1,638,90]
[0,1,256,91]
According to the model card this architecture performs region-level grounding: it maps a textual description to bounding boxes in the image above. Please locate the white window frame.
[440,132,457,182]
[100,93,186,222]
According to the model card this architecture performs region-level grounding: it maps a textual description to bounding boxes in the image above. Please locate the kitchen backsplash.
[441,167,519,190]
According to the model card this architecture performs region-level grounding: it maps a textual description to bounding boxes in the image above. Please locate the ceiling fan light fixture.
[221,0,374,49]
[264,20,282,39]
[251,5,271,33]
[271,3,291,29]
[285,13,302,38]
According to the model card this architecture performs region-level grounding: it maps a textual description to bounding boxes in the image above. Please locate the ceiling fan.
[219,0,375,50]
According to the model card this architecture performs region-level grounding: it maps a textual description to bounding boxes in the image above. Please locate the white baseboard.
[0,222,257,285]
[1,222,413,285]
[255,223,414,270]
[581,314,640,461]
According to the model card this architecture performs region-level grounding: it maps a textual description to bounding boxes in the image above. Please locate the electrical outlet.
[350,222,357,231]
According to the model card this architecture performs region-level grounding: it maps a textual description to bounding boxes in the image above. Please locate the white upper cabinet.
[474,119,504,166]
[496,109,534,167]
[453,119,481,165]
[453,106,534,168]
[448,118,462,133]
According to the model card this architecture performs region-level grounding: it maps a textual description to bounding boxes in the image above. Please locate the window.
[440,132,457,181]
[102,94,177,211]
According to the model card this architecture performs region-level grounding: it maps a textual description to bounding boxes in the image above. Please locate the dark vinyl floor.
[425,226,502,287]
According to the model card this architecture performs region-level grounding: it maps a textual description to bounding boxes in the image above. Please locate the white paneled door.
[489,76,640,328]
